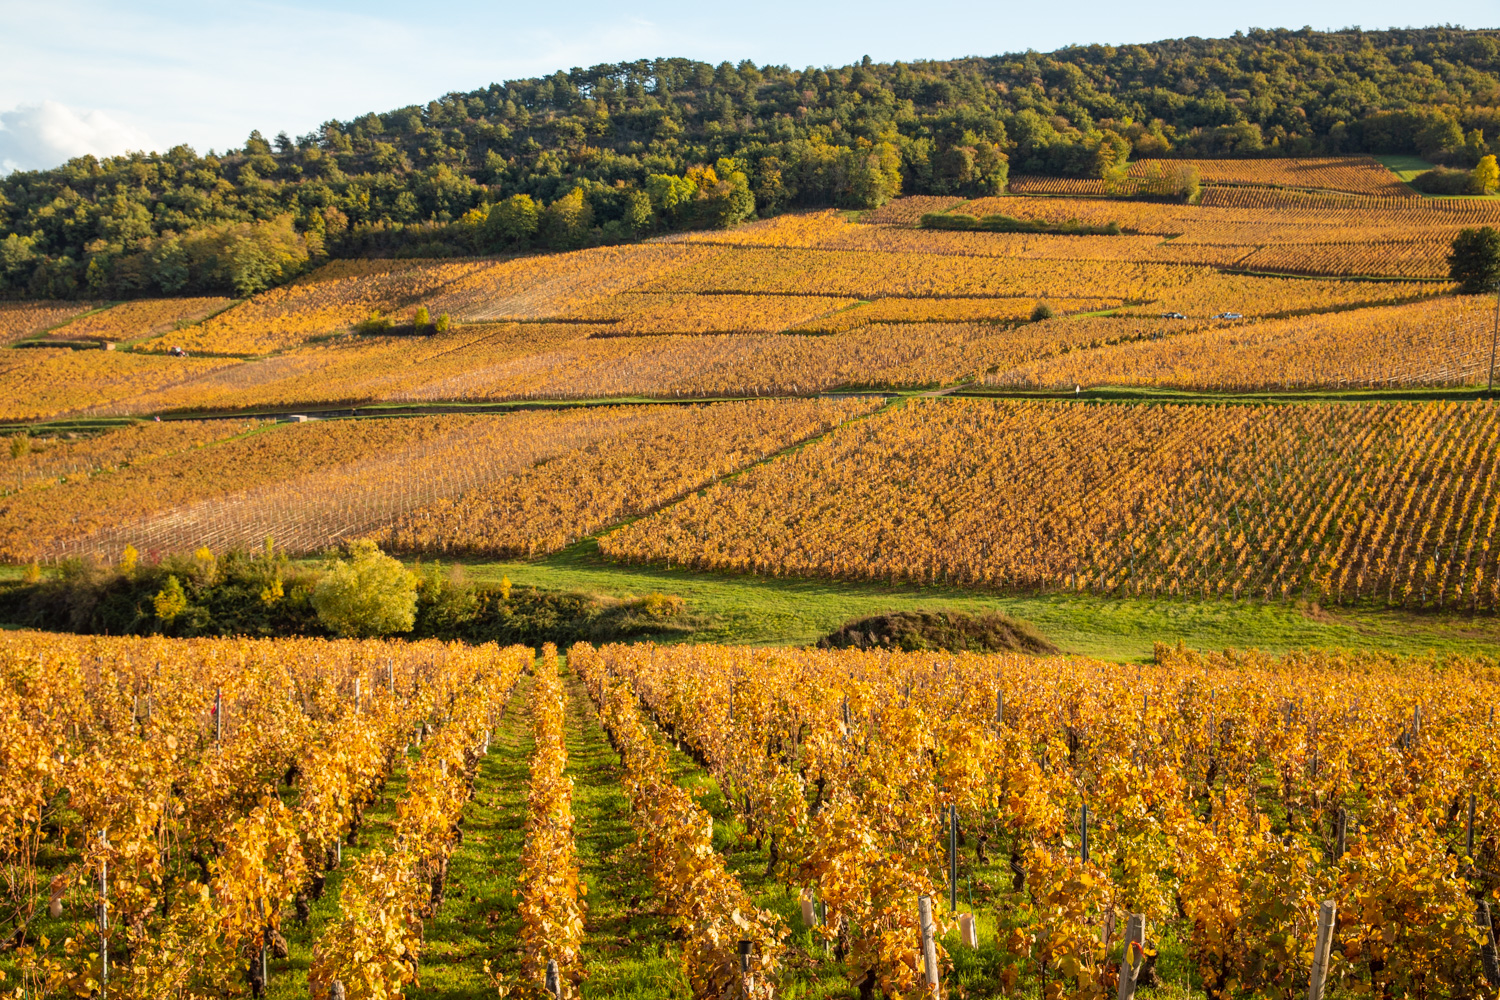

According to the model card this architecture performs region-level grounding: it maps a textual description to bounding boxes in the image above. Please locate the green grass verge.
[1374,154,1436,183]
[439,539,1500,663]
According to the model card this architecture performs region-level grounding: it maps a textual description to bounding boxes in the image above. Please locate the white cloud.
[0,100,155,173]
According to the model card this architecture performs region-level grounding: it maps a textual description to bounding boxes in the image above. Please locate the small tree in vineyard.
[1449,226,1500,293]
[311,540,419,637]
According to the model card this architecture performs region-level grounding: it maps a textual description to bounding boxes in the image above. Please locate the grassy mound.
[816,609,1058,655]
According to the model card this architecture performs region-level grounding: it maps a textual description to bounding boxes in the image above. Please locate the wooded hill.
[2,25,1498,299]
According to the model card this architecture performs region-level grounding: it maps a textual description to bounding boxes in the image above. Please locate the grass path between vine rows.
[410,664,685,1000]
[408,672,535,998]
[264,758,412,998]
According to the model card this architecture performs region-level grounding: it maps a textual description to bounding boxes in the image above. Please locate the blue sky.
[1,0,1496,172]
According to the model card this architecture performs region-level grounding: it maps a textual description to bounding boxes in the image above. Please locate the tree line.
[2,26,1499,299]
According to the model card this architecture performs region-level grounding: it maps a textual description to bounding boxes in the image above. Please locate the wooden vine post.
[738,939,752,996]
[1116,913,1144,1000]
[1478,901,1500,987]
[1467,793,1476,857]
[918,894,939,999]
[1307,900,1336,1000]
[98,829,109,997]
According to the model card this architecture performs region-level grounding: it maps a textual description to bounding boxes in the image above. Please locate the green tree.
[541,188,593,249]
[0,234,37,291]
[484,194,540,248]
[698,159,756,228]
[1417,116,1465,157]
[225,234,280,296]
[1464,129,1490,167]
[646,173,698,219]
[311,540,419,638]
[154,575,189,621]
[1474,155,1500,194]
[1091,129,1132,181]
[622,189,654,234]
[1449,227,1500,294]
[840,140,903,208]
[149,236,190,293]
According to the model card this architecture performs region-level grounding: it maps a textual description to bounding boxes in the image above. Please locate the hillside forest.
[2,26,1500,299]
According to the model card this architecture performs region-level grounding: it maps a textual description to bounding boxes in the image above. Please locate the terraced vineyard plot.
[795,295,1123,332]
[0,347,239,422]
[392,318,1186,400]
[49,296,233,343]
[0,300,103,344]
[375,397,877,558]
[638,244,1443,313]
[26,400,872,563]
[91,322,601,416]
[1129,155,1413,195]
[561,291,860,334]
[602,397,1500,610]
[163,258,499,355]
[994,295,1499,390]
[938,190,1486,278]
[5,415,474,561]
[426,242,723,321]
[2,418,259,495]
[1004,175,1112,195]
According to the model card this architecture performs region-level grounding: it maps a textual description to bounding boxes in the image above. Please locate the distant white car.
[1214,311,1244,320]
[1160,311,1187,319]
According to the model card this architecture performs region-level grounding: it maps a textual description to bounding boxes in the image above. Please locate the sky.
[0,0,1496,173]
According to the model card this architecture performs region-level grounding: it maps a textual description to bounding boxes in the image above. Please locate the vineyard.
[990,296,1500,391]
[0,349,239,422]
[2,155,1500,638]
[45,298,234,345]
[14,399,872,563]
[0,174,1492,421]
[0,301,102,345]
[601,397,1500,610]
[1128,156,1415,195]
[571,638,1500,1000]
[0,630,528,999]
[9,630,1500,999]
[6,98,1500,1000]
